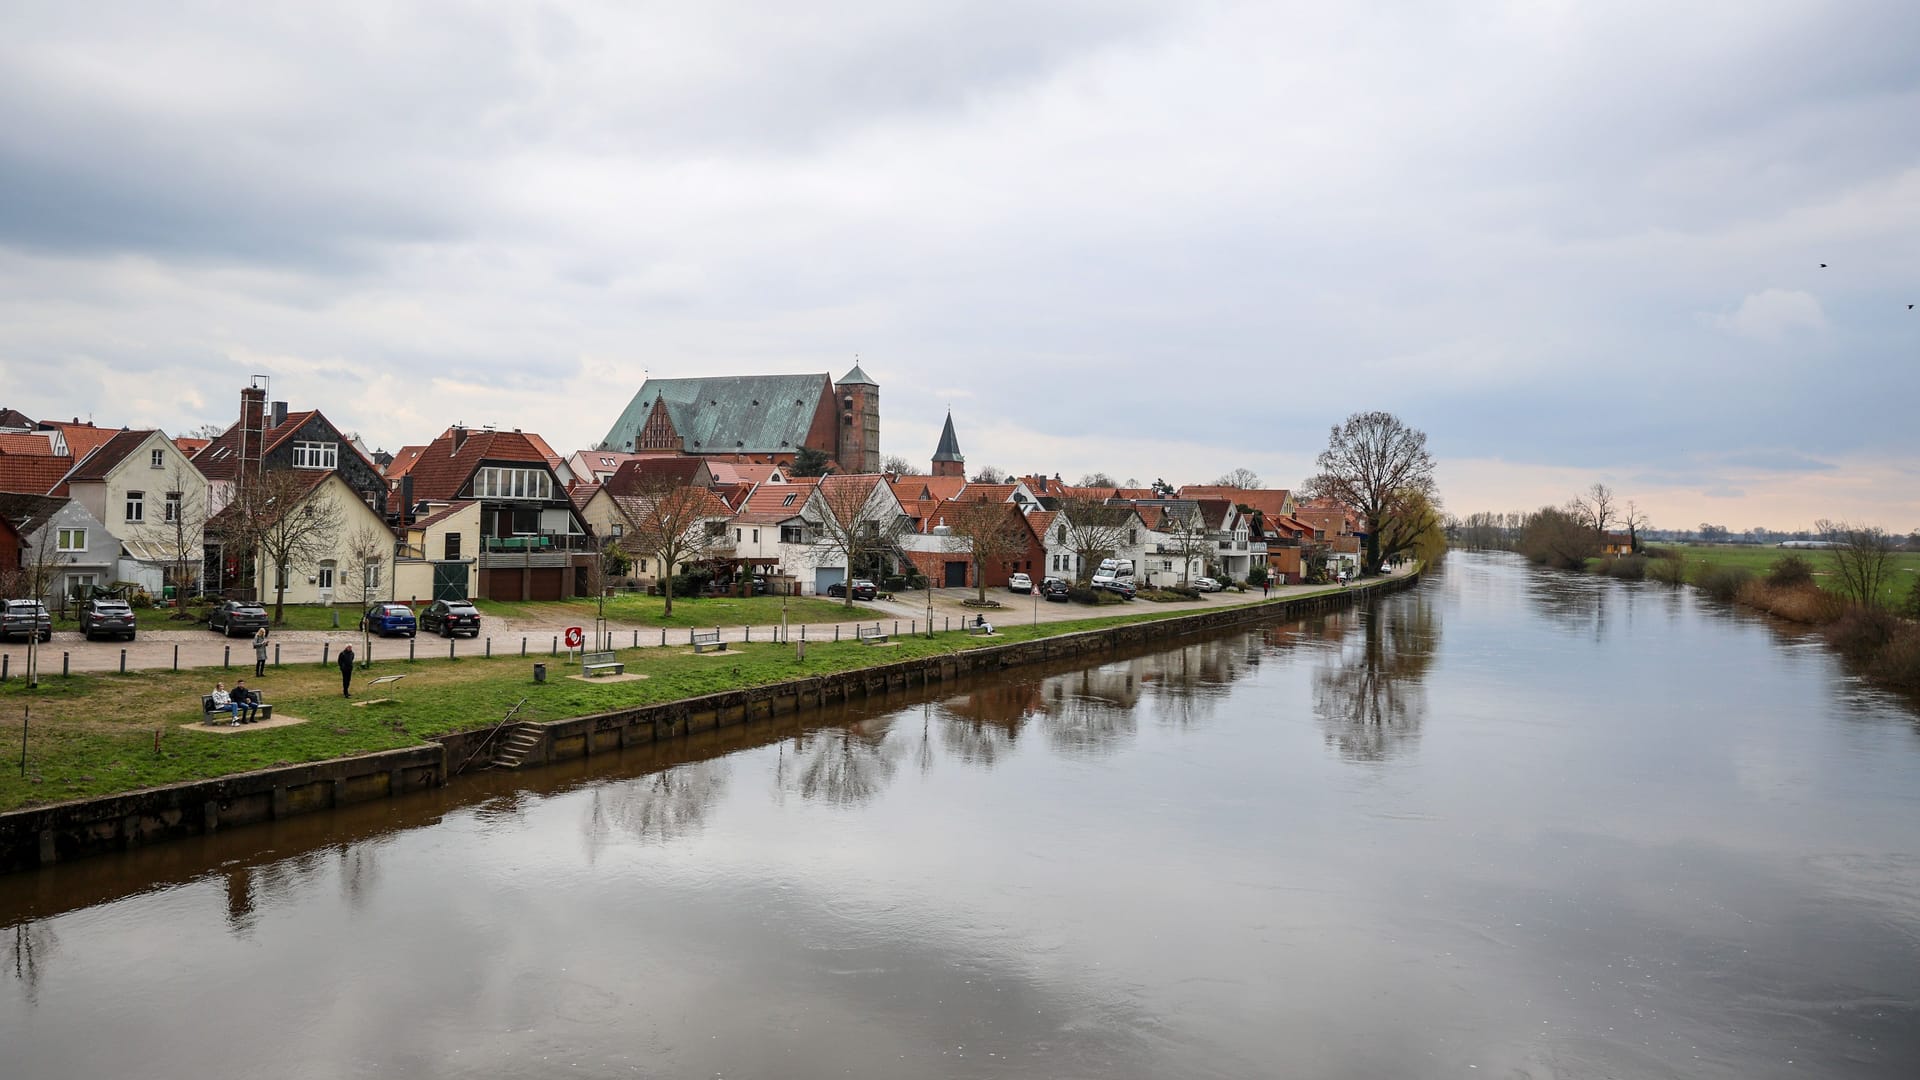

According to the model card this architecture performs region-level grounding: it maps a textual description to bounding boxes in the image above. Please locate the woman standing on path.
[252,627,269,676]
[338,643,355,697]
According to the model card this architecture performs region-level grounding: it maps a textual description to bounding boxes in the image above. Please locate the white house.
[59,428,209,596]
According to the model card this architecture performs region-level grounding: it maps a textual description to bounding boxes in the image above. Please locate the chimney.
[451,425,468,452]
[239,385,267,476]
[400,475,415,527]
[271,401,287,428]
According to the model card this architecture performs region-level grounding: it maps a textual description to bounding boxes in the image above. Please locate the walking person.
[338,642,356,697]
[252,626,269,677]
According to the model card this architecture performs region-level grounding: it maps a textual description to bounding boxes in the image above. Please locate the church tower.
[930,410,965,478]
[837,363,880,473]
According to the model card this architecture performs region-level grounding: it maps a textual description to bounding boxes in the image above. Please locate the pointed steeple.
[838,362,876,387]
[931,410,964,463]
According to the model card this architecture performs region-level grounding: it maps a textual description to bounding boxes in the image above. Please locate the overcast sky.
[2,1,1915,530]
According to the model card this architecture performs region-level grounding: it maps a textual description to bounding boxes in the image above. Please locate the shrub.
[1647,556,1688,586]
[1067,585,1101,605]
[1697,564,1752,602]
[1602,555,1646,581]
[1164,585,1201,600]
[1905,577,1920,621]
[1737,581,1846,625]
[1868,625,1920,695]
[130,590,155,609]
[669,570,714,597]
[1247,566,1269,586]
[881,575,908,593]
[1766,554,1814,588]
[1824,607,1900,665]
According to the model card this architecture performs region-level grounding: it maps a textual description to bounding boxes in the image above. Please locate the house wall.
[1266,546,1304,584]
[394,501,481,604]
[21,503,118,606]
[69,433,207,552]
[251,476,395,608]
[0,516,20,575]
[264,415,387,510]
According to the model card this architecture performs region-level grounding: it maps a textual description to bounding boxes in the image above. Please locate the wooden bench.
[968,622,995,636]
[200,694,274,725]
[856,624,890,645]
[692,630,728,654]
[581,649,625,676]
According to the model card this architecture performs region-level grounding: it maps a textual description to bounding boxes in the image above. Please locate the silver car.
[1,599,53,642]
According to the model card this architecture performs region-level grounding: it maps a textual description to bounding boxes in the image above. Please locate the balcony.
[477,532,599,568]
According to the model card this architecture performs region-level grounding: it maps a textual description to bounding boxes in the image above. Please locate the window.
[1163,560,1173,572]
[1128,528,1138,544]
[365,563,382,589]
[317,562,335,590]
[705,520,726,538]
[444,533,462,561]
[56,528,86,552]
[125,491,144,522]
[638,559,648,573]
[781,526,804,544]
[1055,525,1066,543]
[752,528,759,543]
[164,492,182,523]
[291,441,338,470]
[735,528,742,542]
[781,493,798,507]
[471,467,552,500]
[65,573,97,599]
[611,523,623,538]
[150,449,164,468]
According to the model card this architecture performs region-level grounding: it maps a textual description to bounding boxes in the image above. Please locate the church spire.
[930,410,965,477]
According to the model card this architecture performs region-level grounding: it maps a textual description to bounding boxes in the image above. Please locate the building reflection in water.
[1313,595,1440,764]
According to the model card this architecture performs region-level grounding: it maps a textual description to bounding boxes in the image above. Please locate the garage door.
[482,568,520,600]
[813,567,846,595]
[944,561,969,588]
[528,568,564,601]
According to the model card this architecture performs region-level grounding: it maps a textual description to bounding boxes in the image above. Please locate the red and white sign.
[563,626,584,649]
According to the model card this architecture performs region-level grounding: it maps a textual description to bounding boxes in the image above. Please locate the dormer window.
[782,493,798,507]
[292,441,338,469]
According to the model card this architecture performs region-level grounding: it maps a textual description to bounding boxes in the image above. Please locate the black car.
[1039,577,1072,602]
[828,579,878,601]
[1093,578,1137,600]
[208,600,270,636]
[421,599,482,638]
[79,598,138,641]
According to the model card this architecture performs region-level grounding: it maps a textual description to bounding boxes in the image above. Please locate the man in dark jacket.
[338,643,355,697]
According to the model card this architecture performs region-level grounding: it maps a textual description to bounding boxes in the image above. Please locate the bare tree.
[616,476,731,617]
[216,469,341,624]
[1303,411,1438,574]
[338,522,393,608]
[186,422,226,441]
[806,475,910,607]
[1076,471,1116,488]
[1568,482,1617,534]
[1621,501,1650,553]
[970,465,1009,484]
[1214,467,1263,489]
[1816,519,1898,608]
[1,511,70,689]
[1056,496,1132,584]
[940,495,1030,603]
[1159,505,1210,585]
[136,462,208,606]
[879,454,915,476]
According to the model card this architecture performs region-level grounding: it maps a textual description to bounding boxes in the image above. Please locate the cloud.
[1706,289,1828,342]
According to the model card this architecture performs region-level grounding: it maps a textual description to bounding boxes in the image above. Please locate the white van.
[1091,558,1135,585]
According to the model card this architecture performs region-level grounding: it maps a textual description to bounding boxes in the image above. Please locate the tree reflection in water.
[589,758,733,847]
[5,919,57,1005]
[789,717,904,806]
[1038,667,1142,757]
[937,681,1046,769]
[1313,596,1439,763]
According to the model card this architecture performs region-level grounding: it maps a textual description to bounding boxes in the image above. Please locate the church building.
[598,365,880,473]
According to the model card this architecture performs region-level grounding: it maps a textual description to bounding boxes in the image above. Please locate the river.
[4,552,1918,1078]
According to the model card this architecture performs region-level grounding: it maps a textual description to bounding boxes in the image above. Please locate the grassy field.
[471,593,883,628]
[1649,544,1920,608]
[0,587,1370,812]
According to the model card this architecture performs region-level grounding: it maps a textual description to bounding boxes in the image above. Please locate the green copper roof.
[838,363,877,387]
[931,410,964,462]
[600,374,831,453]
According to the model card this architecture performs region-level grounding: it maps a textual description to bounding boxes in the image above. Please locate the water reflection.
[4,920,55,1005]
[788,717,904,806]
[588,758,732,846]
[1314,595,1439,763]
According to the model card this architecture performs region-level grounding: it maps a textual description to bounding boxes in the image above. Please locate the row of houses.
[0,383,1365,609]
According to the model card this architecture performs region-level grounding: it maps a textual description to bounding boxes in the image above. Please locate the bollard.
[801,625,806,642]
[746,625,751,643]
[120,649,126,674]
[322,642,330,666]
[911,620,916,636]
[449,637,456,660]
[633,630,638,648]
[173,644,179,671]
[521,637,527,657]
[274,643,281,667]
[486,637,492,658]
[550,636,557,657]
[894,620,899,635]
[945,616,950,632]
[63,652,70,677]
[834,625,840,642]
[660,629,666,646]
[2,655,8,680]
[409,637,416,663]
[689,629,696,646]
[223,645,230,669]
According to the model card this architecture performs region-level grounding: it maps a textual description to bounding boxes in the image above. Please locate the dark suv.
[1,599,52,642]
[79,598,138,641]
[208,600,270,637]
[421,599,481,638]
[1092,578,1137,600]
[828,579,877,601]
[1039,577,1072,602]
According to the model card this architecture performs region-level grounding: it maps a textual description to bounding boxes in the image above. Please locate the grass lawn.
[0,585,1363,812]
[471,593,883,628]
[1650,544,1920,608]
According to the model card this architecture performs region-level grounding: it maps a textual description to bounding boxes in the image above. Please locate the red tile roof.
[172,436,211,456]
[0,433,56,455]
[733,480,816,524]
[404,428,554,502]
[606,455,709,495]
[385,445,428,480]
[40,421,119,460]
[956,483,1016,503]
[0,455,74,496]
[610,487,735,528]
[65,430,158,483]
[409,499,477,530]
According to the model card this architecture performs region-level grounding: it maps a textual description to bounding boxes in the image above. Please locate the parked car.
[79,598,138,641]
[208,600,270,637]
[1192,577,1223,592]
[1040,577,1071,602]
[421,599,481,638]
[827,579,878,601]
[1093,578,1137,600]
[1,599,52,642]
[1008,572,1032,594]
[363,602,418,637]
[1091,558,1136,586]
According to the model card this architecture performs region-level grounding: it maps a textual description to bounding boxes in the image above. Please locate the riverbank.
[0,572,1419,872]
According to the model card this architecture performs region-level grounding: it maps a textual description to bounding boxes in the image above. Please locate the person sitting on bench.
[974,613,994,634]
[231,680,261,724]
[208,682,240,724]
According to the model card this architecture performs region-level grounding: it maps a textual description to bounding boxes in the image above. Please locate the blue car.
[362,602,418,637]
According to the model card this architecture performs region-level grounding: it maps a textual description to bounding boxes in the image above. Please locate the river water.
[3,553,1918,1078]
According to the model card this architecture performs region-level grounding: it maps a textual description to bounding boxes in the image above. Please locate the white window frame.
[292,441,338,470]
[164,492,182,523]
[65,573,97,599]
[56,528,86,552]
[365,563,382,589]
[472,467,552,501]
[317,562,335,590]
[150,448,165,469]
[125,490,144,523]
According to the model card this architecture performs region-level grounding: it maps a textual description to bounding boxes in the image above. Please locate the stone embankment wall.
[1,574,1417,873]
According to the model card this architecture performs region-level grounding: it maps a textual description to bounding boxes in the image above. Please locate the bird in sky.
[1819,263,1829,268]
